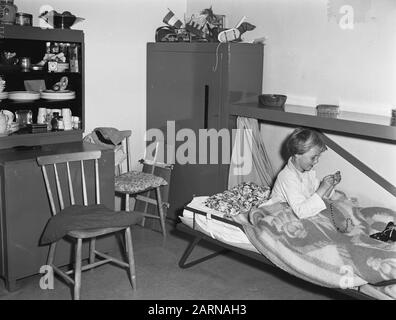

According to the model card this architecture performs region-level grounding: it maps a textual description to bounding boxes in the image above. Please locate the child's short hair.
[287,127,327,156]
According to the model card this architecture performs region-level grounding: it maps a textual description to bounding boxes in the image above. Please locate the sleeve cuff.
[312,192,327,211]
[296,193,326,219]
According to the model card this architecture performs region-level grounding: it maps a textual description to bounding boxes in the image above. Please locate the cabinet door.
[147,47,224,220]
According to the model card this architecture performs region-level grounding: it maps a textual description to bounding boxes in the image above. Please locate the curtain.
[228,117,275,188]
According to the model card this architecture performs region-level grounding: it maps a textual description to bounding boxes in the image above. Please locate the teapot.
[0,111,9,134]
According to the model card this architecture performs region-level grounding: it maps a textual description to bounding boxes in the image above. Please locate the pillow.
[204,182,271,217]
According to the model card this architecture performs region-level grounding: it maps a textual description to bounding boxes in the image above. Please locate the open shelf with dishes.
[0,24,84,149]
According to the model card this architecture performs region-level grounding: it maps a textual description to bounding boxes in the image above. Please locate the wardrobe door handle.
[204,85,209,129]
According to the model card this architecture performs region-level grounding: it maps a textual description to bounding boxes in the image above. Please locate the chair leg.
[47,242,57,266]
[125,227,137,290]
[140,192,147,227]
[89,239,96,265]
[155,187,166,237]
[74,238,83,300]
[125,193,130,211]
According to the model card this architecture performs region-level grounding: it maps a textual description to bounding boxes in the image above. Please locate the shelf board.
[0,129,83,150]
[0,67,82,76]
[0,98,79,107]
[0,24,84,42]
[229,103,396,142]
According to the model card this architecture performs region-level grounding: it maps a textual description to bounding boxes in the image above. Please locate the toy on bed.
[204,182,271,217]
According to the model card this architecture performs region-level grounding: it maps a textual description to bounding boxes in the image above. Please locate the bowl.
[258,94,287,108]
[53,14,80,29]
[39,11,84,29]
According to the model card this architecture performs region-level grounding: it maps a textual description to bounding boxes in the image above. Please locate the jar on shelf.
[51,112,60,131]
[45,110,52,131]
[0,0,18,25]
[69,44,79,73]
[57,116,65,131]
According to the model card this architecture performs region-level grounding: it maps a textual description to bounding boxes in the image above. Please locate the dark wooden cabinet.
[147,43,264,220]
[0,27,118,292]
[0,25,85,149]
[0,142,117,291]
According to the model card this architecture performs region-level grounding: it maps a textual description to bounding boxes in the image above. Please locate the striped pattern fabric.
[163,10,183,29]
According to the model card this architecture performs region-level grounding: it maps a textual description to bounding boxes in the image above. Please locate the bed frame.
[176,206,387,300]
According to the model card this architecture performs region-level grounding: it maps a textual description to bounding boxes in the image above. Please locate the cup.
[64,121,73,130]
[62,108,72,120]
[1,110,14,125]
[20,57,31,70]
[15,110,33,126]
[45,110,53,131]
[72,116,80,129]
[0,77,5,93]
[37,108,47,124]
[0,113,8,134]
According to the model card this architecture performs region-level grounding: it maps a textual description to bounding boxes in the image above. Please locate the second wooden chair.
[115,134,173,237]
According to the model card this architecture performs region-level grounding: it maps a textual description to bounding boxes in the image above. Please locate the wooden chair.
[37,150,141,300]
[115,135,173,237]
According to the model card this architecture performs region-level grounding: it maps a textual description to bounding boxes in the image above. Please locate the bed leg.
[179,236,229,269]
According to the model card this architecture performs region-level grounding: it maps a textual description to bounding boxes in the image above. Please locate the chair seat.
[40,204,143,245]
[67,227,126,239]
[115,170,167,194]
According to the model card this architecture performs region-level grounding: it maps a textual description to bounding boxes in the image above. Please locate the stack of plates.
[41,90,76,100]
[8,91,40,101]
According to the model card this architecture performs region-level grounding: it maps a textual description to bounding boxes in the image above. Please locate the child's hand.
[317,175,335,198]
[323,174,335,186]
[333,171,341,185]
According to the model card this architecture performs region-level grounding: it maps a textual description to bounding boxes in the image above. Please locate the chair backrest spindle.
[41,165,57,216]
[95,158,100,204]
[150,142,160,174]
[81,160,88,206]
[126,135,131,173]
[66,162,75,205]
[53,163,65,210]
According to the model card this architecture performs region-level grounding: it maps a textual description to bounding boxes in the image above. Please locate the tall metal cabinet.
[147,42,264,221]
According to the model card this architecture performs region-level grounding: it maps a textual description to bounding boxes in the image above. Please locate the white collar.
[287,157,305,181]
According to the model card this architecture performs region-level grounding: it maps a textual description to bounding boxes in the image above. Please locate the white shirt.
[271,157,326,219]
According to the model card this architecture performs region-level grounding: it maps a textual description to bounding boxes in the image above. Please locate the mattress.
[180,196,259,253]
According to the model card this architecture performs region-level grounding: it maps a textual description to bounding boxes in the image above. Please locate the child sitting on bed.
[271,127,342,219]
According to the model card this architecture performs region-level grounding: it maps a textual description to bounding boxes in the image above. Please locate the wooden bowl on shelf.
[258,94,287,108]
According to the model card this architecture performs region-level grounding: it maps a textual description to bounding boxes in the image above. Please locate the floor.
[0,222,351,300]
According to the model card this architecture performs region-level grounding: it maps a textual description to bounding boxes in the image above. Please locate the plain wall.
[187,0,396,115]
[17,0,186,169]
[187,0,396,209]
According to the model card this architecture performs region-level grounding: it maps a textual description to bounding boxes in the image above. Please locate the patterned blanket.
[232,199,396,298]
[204,182,271,217]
